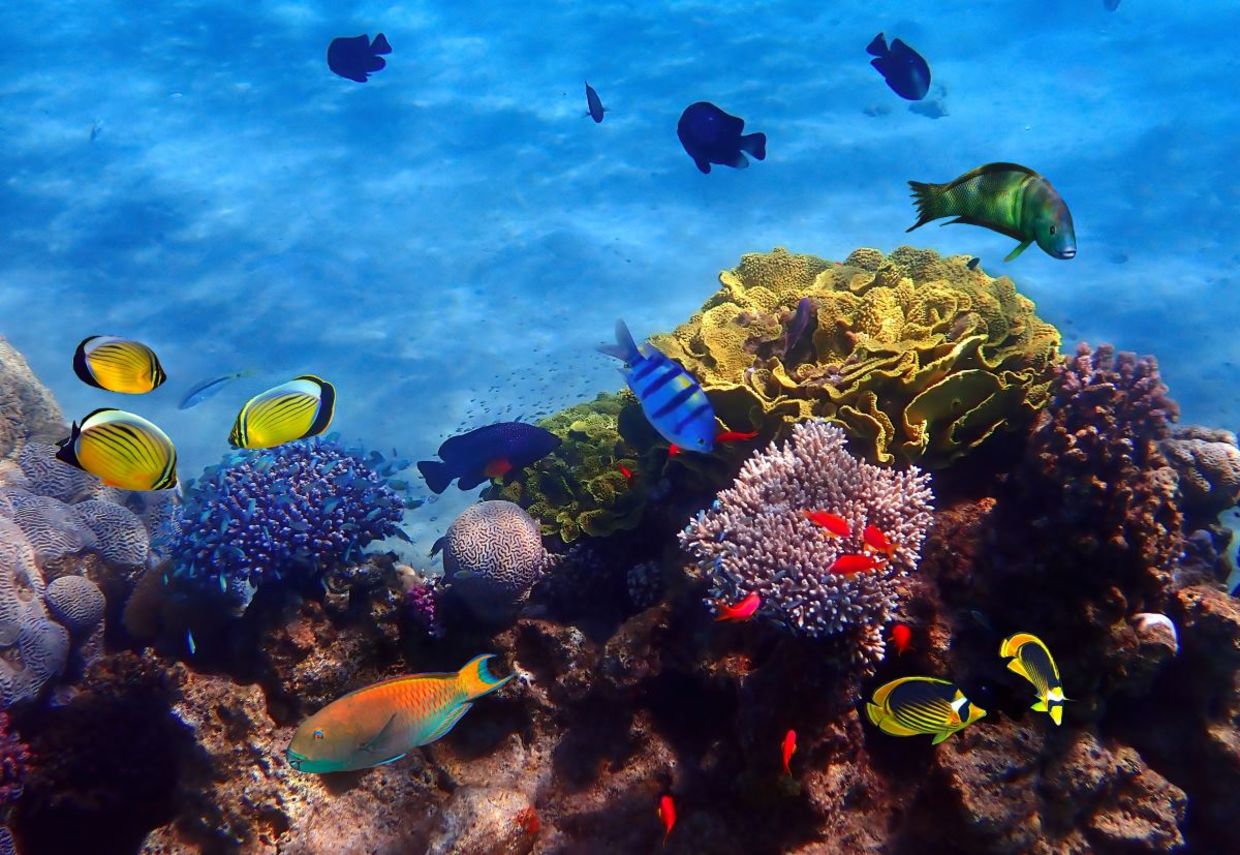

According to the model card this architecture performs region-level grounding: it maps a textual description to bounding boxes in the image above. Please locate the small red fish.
[804,510,850,538]
[484,457,512,478]
[781,729,797,776]
[715,591,760,622]
[889,622,912,656]
[830,554,884,575]
[862,525,897,558]
[617,463,634,482]
[716,429,759,444]
[657,794,676,844]
[667,444,682,458]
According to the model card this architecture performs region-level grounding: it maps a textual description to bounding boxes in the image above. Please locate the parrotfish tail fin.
[417,460,454,494]
[906,181,944,231]
[931,729,954,745]
[740,132,766,161]
[1003,240,1032,262]
[457,653,513,700]
[866,33,888,57]
[372,33,392,54]
[597,319,641,363]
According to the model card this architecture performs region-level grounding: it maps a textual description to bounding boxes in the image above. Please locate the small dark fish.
[866,33,931,101]
[783,298,814,360]
[584,82,606,123]
[1104,0,1121,10]
[966,257,980,270]
[417,422,561,494]
[327,33,391,83]
[676,102,766,174]
[179,369,257,409]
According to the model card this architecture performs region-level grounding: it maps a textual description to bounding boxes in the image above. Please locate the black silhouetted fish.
[866,33,931,101]
[676,102,766,174]
[417,422,561,493]
[584,82,606,123]
[327,33,392,83]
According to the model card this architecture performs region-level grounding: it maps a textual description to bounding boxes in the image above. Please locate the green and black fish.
[906,162,1076,262]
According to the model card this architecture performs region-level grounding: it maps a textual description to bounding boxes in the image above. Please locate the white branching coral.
[679,421,933,666]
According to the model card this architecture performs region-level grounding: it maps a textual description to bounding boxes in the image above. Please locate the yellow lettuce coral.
[651,246,1061,467]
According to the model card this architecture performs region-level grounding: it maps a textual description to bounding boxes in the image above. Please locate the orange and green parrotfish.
[999,632,1067,726]
[715,590,761,622]
[286,654,511,773]
[865,676,986,744]
[804,510,850,538]
[906,162,1076,262]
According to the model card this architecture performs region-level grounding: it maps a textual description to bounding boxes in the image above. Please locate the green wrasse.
[906,162,1076,262]
[286,654,511,773]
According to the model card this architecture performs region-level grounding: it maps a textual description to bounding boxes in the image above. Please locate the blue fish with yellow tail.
[598,320,716,452]
[286,654,511,773]
[999,632,1067,725]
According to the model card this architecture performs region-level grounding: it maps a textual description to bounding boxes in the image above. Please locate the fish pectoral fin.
[931,730,954,745]
[1006,658,1033,682]
[374,752,407,767]
[421,702,473,745]
[1004,240,1033,262]
[359,713,399,754]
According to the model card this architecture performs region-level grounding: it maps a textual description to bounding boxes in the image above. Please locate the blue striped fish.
[598,320,716,452]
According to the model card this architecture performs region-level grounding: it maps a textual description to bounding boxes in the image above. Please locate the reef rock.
[0,337,64,461]
[1161,425,1240,524]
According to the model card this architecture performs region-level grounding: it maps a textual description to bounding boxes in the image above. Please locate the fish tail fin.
[740,132,766,161]
[906,180,945,231]
[457,654,512,699]
[417,460,454,494]
[372,33,392,54]
[866,33,887,57]
[597,319,641,363]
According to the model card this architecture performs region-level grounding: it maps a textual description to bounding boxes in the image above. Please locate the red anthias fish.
[715,591,761,622]
[716,429,759,444]
[804,510,850,538]
[889,623,912,656]
[617,463,634,482]
[667,444,682,458]
[830,554,884,575]
[862,524,897,558]
[657,794,676,844]
[781,729,797,775]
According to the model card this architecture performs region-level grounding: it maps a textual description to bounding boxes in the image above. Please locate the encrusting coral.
[651,246,1061,467]
[680,420,933,666]
[1160,425,1240,525]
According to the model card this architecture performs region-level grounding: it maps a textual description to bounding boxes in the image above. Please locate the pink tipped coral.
[680,420,933,666]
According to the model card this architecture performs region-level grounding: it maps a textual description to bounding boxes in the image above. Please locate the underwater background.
[1,1,1240,853]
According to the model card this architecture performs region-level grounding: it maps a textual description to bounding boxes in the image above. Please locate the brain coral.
[651,246,1061,467]
[2,490,97,563]
[71,499,150,567]
[17,442,107,504]
[439,500,552,621]
[45,575,106,636]
[680,420,934,667]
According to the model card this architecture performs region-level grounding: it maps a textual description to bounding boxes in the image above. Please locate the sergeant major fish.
[598,320,716,452]
[906,162,1076,262]
[286,654,511,773]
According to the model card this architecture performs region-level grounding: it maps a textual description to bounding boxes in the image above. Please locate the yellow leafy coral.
[651,246,1061,467]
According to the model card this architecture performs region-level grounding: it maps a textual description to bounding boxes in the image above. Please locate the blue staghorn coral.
[170,438,413,611]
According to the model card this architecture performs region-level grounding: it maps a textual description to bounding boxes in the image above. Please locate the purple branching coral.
[680,420,933,666]
[171,439,411,612]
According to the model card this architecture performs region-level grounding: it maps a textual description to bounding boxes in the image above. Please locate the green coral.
[650,246,1061,467]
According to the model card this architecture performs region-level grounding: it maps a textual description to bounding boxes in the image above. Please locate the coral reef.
[651,246,1061,467]
[0,337,64,462]
[439,501,553,622]
[1161,425,1240,524]
[681,420,933,666]
[170,439,410,612]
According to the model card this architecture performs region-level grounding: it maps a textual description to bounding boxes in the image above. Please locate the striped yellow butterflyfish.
[999,632,1067,726]
[72,335,167,394]
[54,408,178,491]
[229,375,336,450]
[865,675,986,744]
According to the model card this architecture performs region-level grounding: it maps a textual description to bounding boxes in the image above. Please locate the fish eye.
[313,729,325,740]
[697,438,705,445]
[1049,225,1056,234]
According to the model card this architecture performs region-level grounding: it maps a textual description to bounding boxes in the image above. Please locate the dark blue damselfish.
[416,422,561,494]
[327,33,392,83]
[676,102,767,174]
[866,33,931,101]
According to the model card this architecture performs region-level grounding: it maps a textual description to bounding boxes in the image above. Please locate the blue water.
[2,0,1238,555]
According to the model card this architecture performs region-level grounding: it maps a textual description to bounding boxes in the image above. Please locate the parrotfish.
[56,408,179,491]
[417,422,561,494]
[229,375,336,450]
[327,33,391,83]
[866,33,931,101]
[584,81,606,123]
[830,554,884,575]
[676,102,766,174]
[286,654,511,773]
[179,369,257,410]
[865,676,986,744]
[73,335,166,394]
[714,591,760,622]
[804,510,850,538]
[907,162,1076,262]
[598,320,716,452]
[781,729,797,776]
[999,632,1067,725]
